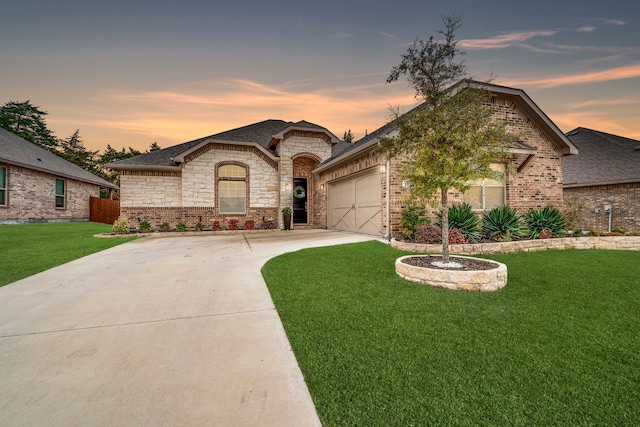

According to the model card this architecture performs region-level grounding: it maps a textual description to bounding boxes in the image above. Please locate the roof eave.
[270,125,340,147]
[564,178,639,188]
[2,158,118,189]
[454,80,579,156]
[314,138,382,173]
[171,139,279,163]
[106,164,182,172]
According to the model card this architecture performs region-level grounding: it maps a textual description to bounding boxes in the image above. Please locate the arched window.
[218,164,246,214]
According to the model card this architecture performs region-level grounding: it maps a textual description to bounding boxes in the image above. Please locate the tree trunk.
[441,188,449,263]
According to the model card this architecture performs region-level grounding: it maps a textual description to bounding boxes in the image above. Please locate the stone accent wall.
[0,164,100,223]
[392,235,640,254]
[181,148,279,208]
[564,182,640,233]
[120,170,182,207]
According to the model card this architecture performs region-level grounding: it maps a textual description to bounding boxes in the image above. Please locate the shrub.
[159,222,170,232]
[572,229,583,237]
[525,206,566,239]
[448,228,468,244]
[415,224,442,244]
[611,227,626,234]
[482,205,527,241]
[281,207,293,215]
[436,203,482,242]
[588,229,600,237]
[176,222,186,232]
[245,220,255,230]
[401,205,430,239]
[195,222,204,232]
[228,219,239,230]
[212,221,222,231]
[138,220,151,233]
[563,196,586,231]
[112,217,130,235]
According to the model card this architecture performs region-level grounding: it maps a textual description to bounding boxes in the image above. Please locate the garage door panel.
[328,169,382,235]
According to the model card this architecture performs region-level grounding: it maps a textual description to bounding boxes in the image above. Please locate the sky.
[1,0,639,152]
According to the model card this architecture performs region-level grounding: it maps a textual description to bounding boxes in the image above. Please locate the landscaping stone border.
[395,255,508,292]
[391,236,640,255]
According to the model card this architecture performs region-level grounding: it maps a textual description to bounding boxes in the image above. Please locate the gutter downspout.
[385,159,391,240]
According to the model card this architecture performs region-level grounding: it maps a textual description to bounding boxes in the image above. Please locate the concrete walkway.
[0,230,376,426]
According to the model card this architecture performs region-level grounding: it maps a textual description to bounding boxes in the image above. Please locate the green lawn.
[0,222,136,287]
[262,241,640,426]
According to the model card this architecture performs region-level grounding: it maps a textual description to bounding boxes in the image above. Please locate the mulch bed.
[402,255,499,271]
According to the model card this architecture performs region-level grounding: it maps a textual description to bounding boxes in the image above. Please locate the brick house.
[109,81,578,236]
[564,128,640,233]
[0,127,118,224]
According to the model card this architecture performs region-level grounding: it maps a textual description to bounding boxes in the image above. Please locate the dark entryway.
[293,177,307,224]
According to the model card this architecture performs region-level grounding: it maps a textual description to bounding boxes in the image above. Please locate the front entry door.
[293,178,307,224]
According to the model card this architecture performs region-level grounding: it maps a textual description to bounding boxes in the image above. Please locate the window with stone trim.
[0,166,6,206]
[218,164,246,214]
[464,163,506,210]
[55,178,66,208]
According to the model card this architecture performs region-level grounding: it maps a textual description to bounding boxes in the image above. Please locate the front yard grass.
[0,222,136,287]
[262,241,640,426]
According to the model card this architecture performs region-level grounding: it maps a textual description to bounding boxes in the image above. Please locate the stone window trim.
[291,152,323,163]
[0,164,7,207]
[55,177,66,209]
[215,161,250,216]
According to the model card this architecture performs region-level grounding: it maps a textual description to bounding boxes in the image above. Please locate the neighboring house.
[564,127,640,233]
[108,81,578,236]
[0,127,118,224]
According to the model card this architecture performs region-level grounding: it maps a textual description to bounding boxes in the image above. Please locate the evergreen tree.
[342,129,354,143]
[0,100,59,150]
[58,130,101,176]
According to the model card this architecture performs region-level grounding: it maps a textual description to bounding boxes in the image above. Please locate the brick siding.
[0,164,100,223]
[564,182,640,233]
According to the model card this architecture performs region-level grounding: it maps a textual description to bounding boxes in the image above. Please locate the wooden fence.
[90,196,120,225]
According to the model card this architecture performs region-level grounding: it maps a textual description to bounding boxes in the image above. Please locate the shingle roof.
[563,127,640,186]
[0,127,117,188]
[108,119,337,169]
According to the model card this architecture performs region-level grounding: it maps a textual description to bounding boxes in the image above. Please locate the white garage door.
[328,169,382,235]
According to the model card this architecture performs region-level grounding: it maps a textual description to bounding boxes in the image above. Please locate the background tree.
[58,129,102,176]
[148,141,161,151]
[343,129,354,143]
[381,14,517,263]
[0,100,59,150]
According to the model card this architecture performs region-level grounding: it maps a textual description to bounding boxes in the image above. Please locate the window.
[0,166,7,206]
[218,164,246,214]
[464,163,506,210]
[55,178,66,208]
[0,166,6,206]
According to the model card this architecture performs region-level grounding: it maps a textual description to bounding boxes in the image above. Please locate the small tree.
[381,14,517,263]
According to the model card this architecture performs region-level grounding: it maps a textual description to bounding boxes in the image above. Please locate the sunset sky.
[2,0,639,152]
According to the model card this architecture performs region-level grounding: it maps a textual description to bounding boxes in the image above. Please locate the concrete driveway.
[0,230,376,426]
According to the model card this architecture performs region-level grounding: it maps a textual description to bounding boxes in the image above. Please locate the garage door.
[328,169,382,235]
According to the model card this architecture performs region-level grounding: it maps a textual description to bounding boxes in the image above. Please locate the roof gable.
[0,127,117,188]
[564,127,640,186]
[108,119,338,170]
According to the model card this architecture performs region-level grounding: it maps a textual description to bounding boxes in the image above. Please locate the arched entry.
[292,154,321,225]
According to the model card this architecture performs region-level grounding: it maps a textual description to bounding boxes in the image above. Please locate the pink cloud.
[577,26,596,32]
[602,18,626,25]
[500,63,640,88]
[460,30,557,49]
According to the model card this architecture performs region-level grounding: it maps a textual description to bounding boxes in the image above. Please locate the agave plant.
[482,205,527,241]
[525,206,567,239]
[436,203,482,242]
